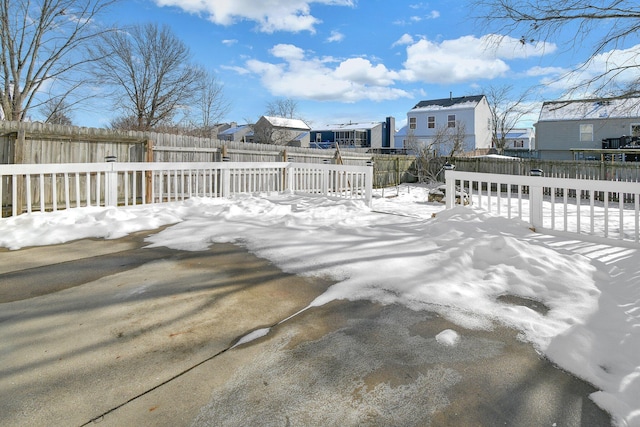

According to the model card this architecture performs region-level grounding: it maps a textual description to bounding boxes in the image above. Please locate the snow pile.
[1,184,638,426]
[435,329,460,347]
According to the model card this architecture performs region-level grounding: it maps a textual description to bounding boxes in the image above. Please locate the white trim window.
[409,117,416,130]
[580,124,593,142]
[427,116,435,129]
[447,114,456,128]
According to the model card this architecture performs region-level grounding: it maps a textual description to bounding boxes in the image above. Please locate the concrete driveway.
[0,230,612,426]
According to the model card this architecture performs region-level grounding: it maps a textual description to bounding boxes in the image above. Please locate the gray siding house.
[253,116,311,147]
[535,97,640,160]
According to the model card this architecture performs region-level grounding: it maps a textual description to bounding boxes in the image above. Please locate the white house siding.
[405,95,492,155]
[473,98,493,150]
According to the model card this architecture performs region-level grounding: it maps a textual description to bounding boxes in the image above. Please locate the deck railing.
[446,170,640,244]
[0,162,372,217]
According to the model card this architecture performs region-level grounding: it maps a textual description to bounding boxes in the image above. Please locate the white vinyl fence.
[0,162,372,217]
[446,170,640,245]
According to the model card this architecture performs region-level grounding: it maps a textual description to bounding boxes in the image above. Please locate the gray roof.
[219,125,249,135]
[293,132,309,141]
[538,97,640,121]
[412,95,485,110]
[313,122,382,132]
[263,116,310,130]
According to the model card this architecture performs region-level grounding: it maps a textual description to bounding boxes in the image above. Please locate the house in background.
[502,127,536,158]
[310,117,396,151]
[252,116,311,147]
[403,94,492,155]
[535,97,640,160]
[218,123,252,142]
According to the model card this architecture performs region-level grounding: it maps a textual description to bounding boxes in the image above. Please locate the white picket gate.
[446,170,640,245]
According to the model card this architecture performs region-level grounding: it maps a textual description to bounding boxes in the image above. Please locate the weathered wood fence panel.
[448,157,640,182]
[0,121,377,165]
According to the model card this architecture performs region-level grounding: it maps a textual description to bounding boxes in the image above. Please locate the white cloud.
[153,0,354,33]
[270,44,306,61]
[400,34,556,84]
[526,66,567,77]
[481,34,557,59]
[221,65,251,75]
[334,58,399,86]
[222,39,238,46]
[245,45,410,102]
[327,30,345,43]
[538,44,640,96]
[392,34,415,47]
[246,33,564,99]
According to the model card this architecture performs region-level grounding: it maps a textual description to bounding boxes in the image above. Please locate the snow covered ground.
[1,184,639,426]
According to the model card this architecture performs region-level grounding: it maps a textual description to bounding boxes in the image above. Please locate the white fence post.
[365,165,373,208]
[105,161,118,207]
[286,163,294,193]
[529,182,543,230]
[221,166,231,198]
[445,171,456,209]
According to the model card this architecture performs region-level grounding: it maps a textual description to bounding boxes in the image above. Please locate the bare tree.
[187,70,231,137]
[265,98,300,119]
[90,23,205,131]
[484,85,534,153]
[406,122,467,182]
[40,98,73,125]
[405,129,436,182]
[0,0,117,122]
[473,0,640,96]
[253,120,293,146]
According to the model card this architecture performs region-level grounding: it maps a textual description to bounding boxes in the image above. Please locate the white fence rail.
[0,162,372,217]
[446,170,640,245]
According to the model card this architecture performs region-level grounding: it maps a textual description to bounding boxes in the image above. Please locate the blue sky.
[76,0,640,130]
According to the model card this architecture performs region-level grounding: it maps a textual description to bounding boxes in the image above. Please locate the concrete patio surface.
[0,230,612,426]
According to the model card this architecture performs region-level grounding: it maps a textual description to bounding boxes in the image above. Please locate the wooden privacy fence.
[447,157,640,182]
[445,170,640,245]
[0,162,373,217]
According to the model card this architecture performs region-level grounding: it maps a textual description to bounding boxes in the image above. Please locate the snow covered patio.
[1,184,638,426]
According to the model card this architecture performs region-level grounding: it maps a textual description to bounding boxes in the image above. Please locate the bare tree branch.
[90,22,205,131]
[484,85,535,153]
[266,98,300,119]
[0,0,118,121]
[473,0,640,97]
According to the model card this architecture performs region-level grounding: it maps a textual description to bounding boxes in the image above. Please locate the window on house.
[580,124,593,142]
[316,133,322,142]
[515,140,524,148]
[631,124,640,137]
[427,116,435,129]
[409,117,416,130]
[448,114,456,128]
